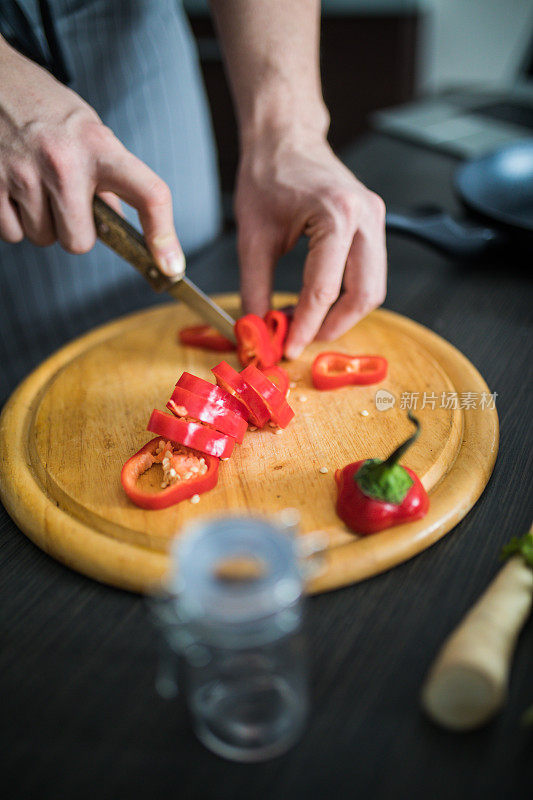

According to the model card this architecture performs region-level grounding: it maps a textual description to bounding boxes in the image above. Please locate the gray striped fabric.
[0,0,222,402]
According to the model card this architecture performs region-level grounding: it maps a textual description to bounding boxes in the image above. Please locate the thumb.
[238,227,278,317]
[98,148,184,279]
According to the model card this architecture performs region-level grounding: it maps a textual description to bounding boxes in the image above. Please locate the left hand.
[235,131,387,359]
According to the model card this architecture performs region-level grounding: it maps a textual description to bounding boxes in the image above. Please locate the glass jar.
[151,513,316,762]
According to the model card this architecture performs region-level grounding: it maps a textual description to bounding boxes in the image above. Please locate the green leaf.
[500,532,533,569]
[521,703,533,727]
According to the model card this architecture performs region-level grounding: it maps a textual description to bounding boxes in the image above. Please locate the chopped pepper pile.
[122,307,429,532]
[121,351,295,509]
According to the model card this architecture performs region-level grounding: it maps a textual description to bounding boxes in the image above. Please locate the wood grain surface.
[0,293,498,593]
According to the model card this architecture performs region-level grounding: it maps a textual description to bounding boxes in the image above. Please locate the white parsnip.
[422,554,533,731]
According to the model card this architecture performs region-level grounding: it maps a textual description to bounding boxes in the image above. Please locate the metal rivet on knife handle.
[93,196,177,293]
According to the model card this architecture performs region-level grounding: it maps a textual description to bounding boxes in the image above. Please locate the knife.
[92,196,237,343]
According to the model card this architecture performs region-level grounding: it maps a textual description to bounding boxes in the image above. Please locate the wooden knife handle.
[92,196,175,293]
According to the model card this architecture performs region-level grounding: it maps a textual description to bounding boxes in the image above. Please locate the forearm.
[210,2,386,356]
[209,0,329,144]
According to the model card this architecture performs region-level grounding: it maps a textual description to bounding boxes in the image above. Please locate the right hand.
[0,39,184,277]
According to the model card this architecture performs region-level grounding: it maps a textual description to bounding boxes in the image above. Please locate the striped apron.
[0,0,222,402]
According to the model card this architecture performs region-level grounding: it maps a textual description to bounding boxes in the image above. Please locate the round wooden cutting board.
[0,294,498,594]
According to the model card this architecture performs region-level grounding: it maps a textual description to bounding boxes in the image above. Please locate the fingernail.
[159,250,185,278]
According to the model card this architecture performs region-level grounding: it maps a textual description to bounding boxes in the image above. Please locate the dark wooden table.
[2,133,532,800]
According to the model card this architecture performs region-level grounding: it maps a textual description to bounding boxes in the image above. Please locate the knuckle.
[359,286,386,314]
[1,227,23,244]
[366,191,386,224]
[85,122,118,152]
[61,229,96,255]
[358,294,374,314]
[324,189,359,227]
[38,138,76,188]
[145,179,171,210]
[306,283,339,308]
[9,159,37,195]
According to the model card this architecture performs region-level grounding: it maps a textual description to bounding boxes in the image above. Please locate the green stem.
[355,412,421,505]
[382,411,421,469]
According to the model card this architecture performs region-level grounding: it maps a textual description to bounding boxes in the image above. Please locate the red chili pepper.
[335,412,429,534]
[260,365,290,397]
[147,409,235,459]
[167,386,248,444]
[179,325,236,352]
[211,360,270,428]
[176,372,248,420]
[264,310,289,362]
[240,364,295,428]
[312,352,388,390]
[235,314,277,369]
[120,437,219,509]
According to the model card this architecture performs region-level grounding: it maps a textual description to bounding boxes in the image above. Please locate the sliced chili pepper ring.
[176,372,248,420]
[260,365,290,397]
[167,386,247,443]
[264,310,289,362]
[211,360,270,428]
[179,325,236,352]
[121,437,219,510]
[235,314,277,369]
[148,409,235,459]
[240,364,295,428]
[312,352,388,390]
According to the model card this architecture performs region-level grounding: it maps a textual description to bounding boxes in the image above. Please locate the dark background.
[2,2,533,796]
[189,9,419,196]
[1,131,532,799]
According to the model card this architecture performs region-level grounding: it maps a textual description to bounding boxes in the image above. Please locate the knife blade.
[167,276,236,341]
[92,196,237,343]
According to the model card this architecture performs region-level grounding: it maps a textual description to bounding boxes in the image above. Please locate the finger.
[8,163,56,246]
[97,190,123,217]
[317,209,387,342]
[15,185,56,246]
[97,149,184,278]
[238,227,278,317]
[0,195,24,243]
[284,221,354,359]
[49,176,97,254]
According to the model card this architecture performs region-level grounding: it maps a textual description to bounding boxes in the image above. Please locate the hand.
[235,130,387,359]
[0,40,184,277]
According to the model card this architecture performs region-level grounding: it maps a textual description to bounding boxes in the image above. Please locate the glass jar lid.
[169,515,303,627]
